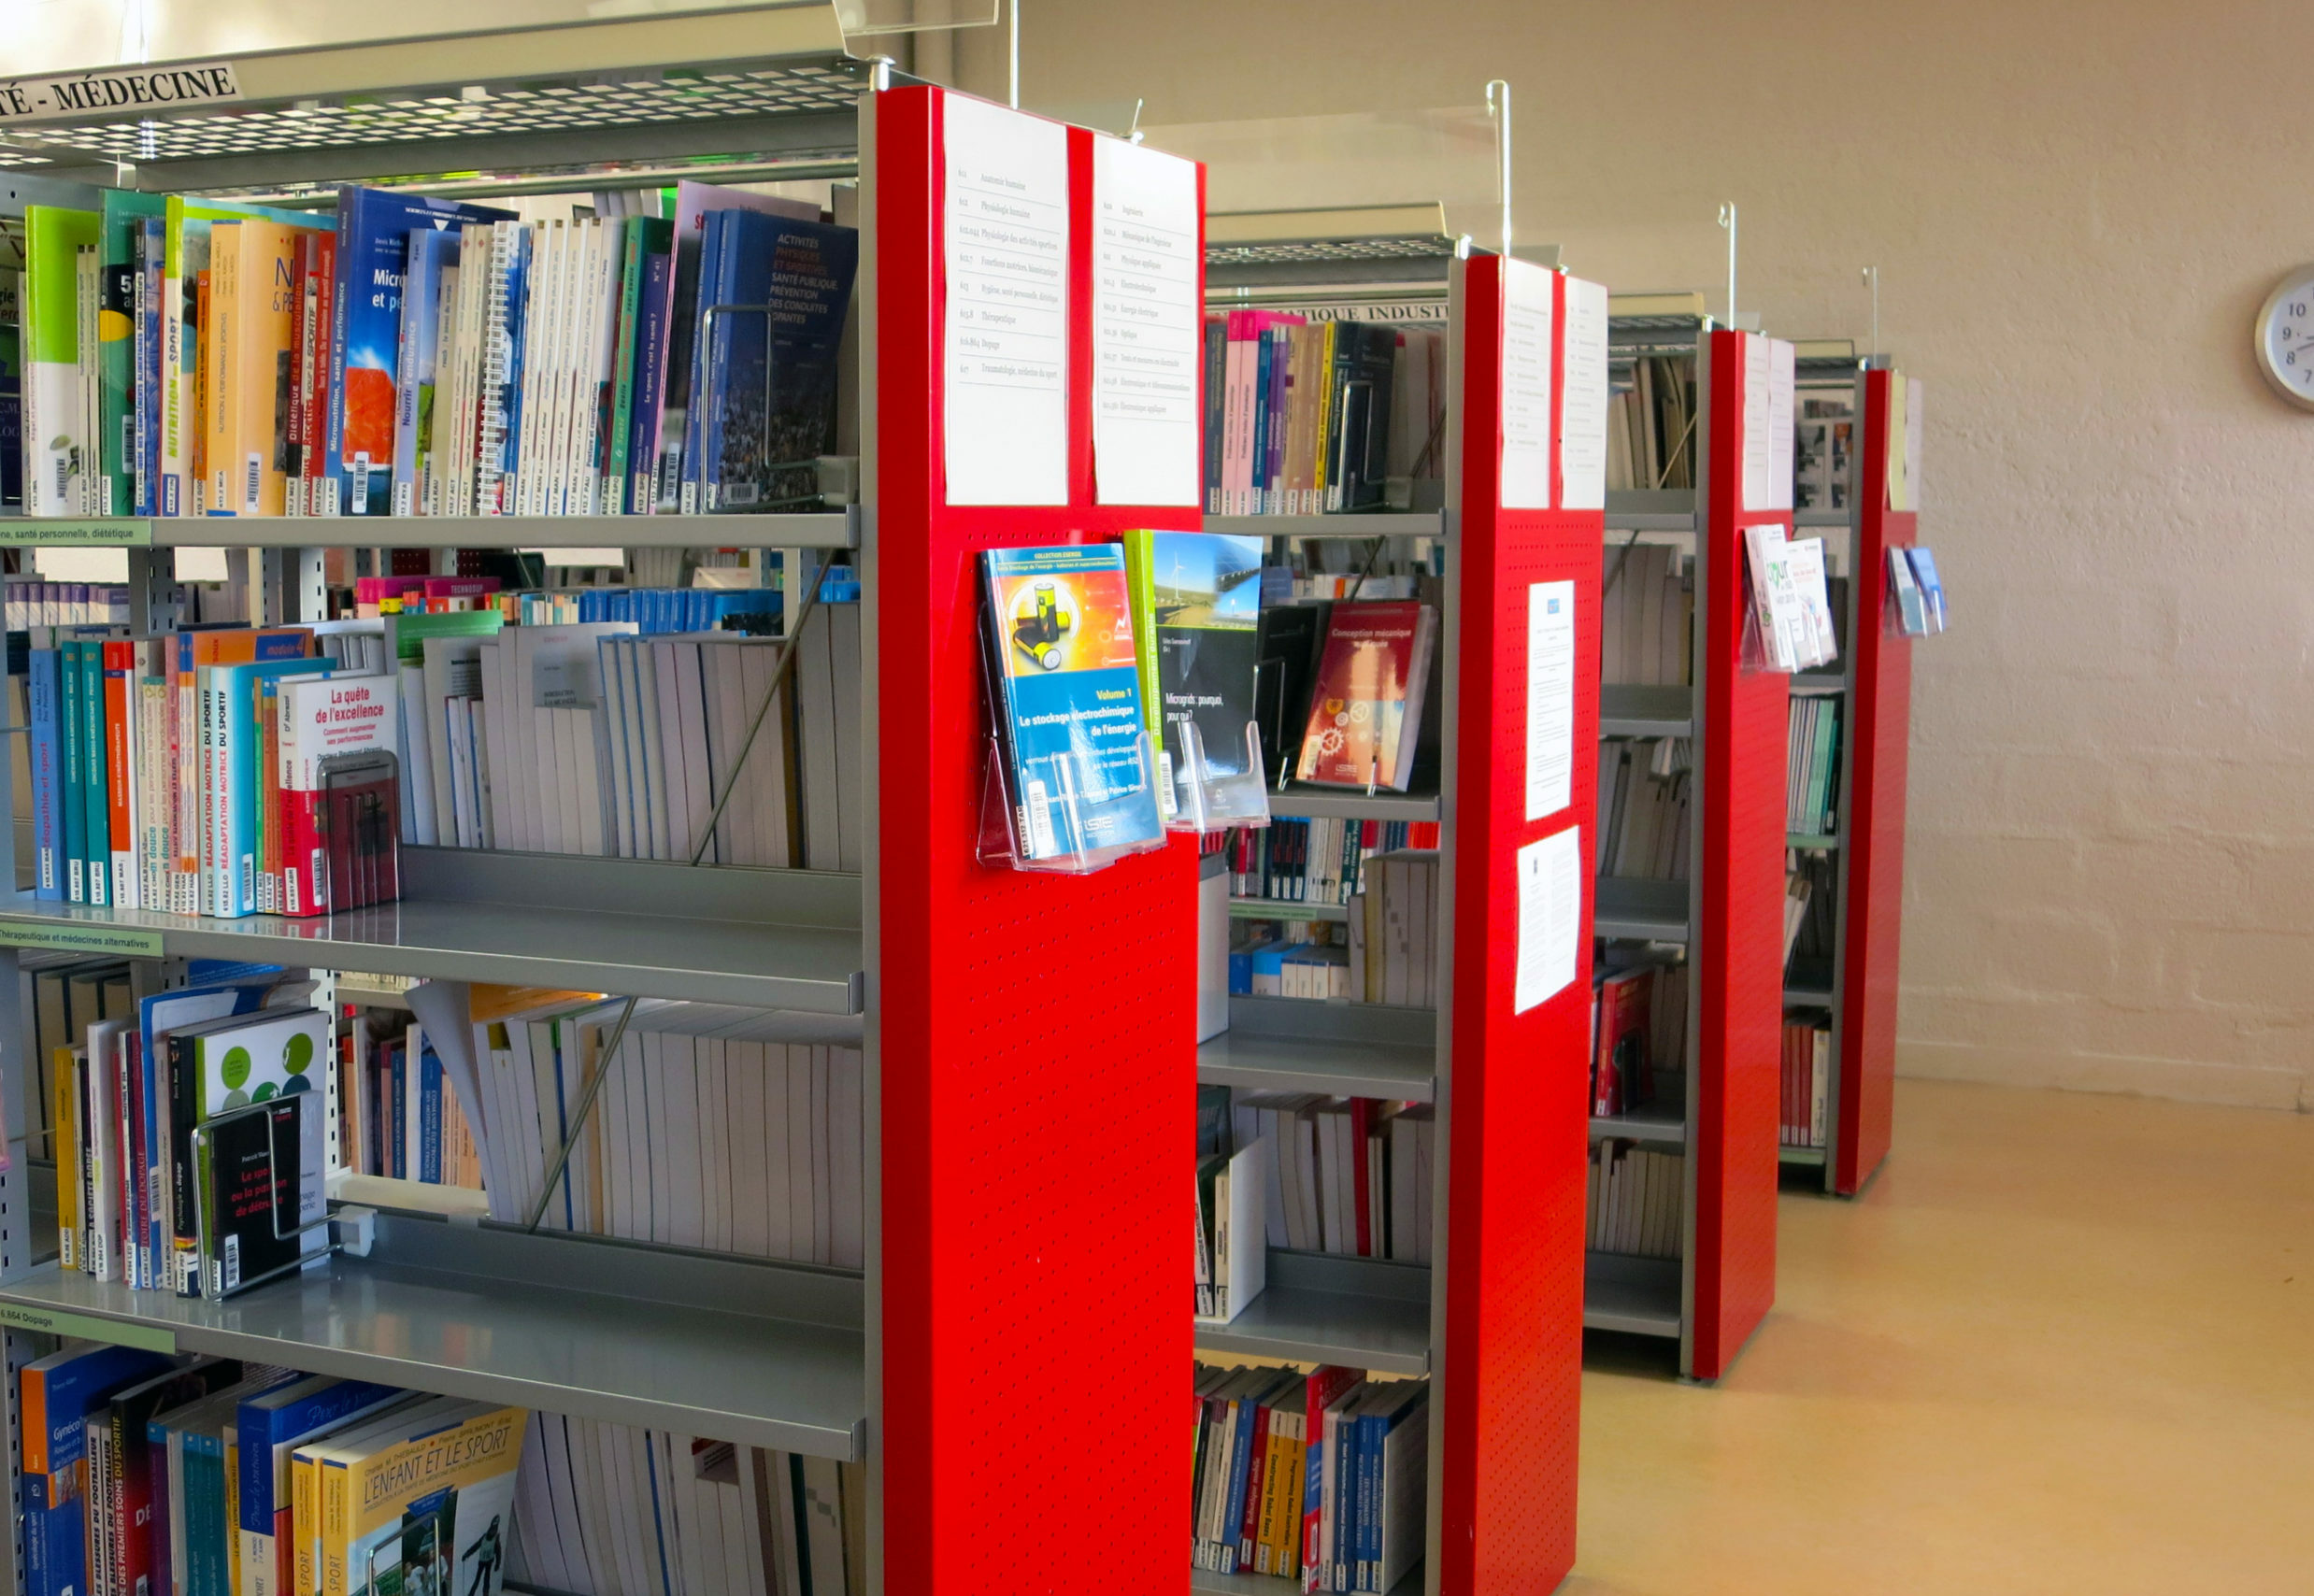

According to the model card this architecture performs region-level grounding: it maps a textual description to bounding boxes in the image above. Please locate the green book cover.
[1119,528,1165,751]
[99,192,166,517]
[79,637,109,906]
[21,205,100,516]
[1807,699,1841,835]
[162,196,320,516]
[382,607,504,669]
[606,216,671,513]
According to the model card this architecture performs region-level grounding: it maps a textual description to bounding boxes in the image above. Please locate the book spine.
[29,649,62,900]
[132,230,150,515]
[284,235,309,516]
[1249,329,1272,515]
[605,222,646,514]
[307,235,336,516]
[80,640,110,905]
[168,1031,199,1295]
[630,247,673,516]
[61,642,84,902]
[103,642,136,908]
[321,207,352,518]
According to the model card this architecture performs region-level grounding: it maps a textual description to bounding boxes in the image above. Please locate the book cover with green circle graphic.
[167,1006,331,1296]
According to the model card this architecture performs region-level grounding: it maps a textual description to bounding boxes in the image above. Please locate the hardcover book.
[1292,602,1437,791]
[697,212,859,512]
[978,544,1164,866]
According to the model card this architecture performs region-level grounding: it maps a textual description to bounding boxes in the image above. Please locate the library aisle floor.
[1571,1079,2313,1594]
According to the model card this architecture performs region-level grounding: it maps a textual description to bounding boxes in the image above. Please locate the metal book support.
[188,1095,340,1300]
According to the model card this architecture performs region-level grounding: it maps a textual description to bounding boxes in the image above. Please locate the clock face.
[2256,270,2314,409]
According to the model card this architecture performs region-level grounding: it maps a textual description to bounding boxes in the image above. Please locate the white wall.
[963,0,2314,1110]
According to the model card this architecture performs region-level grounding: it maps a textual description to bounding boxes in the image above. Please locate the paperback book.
[1121,529,1270,830]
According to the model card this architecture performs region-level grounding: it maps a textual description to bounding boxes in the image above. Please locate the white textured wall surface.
[950,0,2314,1109]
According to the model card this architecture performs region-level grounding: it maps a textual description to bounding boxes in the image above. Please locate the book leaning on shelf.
[11,178,857,520]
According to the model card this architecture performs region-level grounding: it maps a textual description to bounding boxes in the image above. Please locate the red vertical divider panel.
[1436,256,1599,1594]
[1689,328,1788,1379]
[869,87,1199,1596]
[1836,369,1915,1196]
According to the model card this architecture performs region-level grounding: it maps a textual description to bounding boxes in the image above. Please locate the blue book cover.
[390,1040,407,1178]
[629,245,675,515]
[28,647,63,900]
[1357,1407,1383,1589]
[1907,546,1945,630]
[419,1038,443,1183]
[1250,331,1273,514]
[677,208,730,514]
[326,188,513,516]
[180,1424,233,1596]
[146,1409,179,1596]
[1220,1389,1260,1573]
[237,1376,405,1535]
[59,640,83,902]
[392,226,457,517]
[207,657,336,917]
[486,224,533,512]
[21,1480,82,1596]
[699,212,857,514]
[978,545,1164,864]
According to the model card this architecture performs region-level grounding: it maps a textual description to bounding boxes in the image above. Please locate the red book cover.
[283,235,309,513]
[1293,602,1437,791]
[420,576,501,601]
[101,641,136,906]
[1593,969,1653,1116]
[1348,1098,1373,1256]
[306,233,336,514]
[1299,1366,1363,1588]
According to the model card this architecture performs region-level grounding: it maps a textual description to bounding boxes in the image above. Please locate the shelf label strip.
[0,1301,177,1353]
[0,520,153,547]
[0,919,166,958]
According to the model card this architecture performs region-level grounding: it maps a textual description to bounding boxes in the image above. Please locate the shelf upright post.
[1685,327,1792,1379]
[1830,367,1917,1196]
[1432,253,1602,1593]
[863,84,1202,1595]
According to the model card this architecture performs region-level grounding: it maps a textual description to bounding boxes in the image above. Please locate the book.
[236,1375,408,1596]
[1293,602,1437,791]
[695,212,858,513]
[198,1090,327,1299]
[1121,529,1269,828]
[318,1402,528,1596]
[978,544,1165,866]
[21,204,100,516]
[166,1006,330,1296]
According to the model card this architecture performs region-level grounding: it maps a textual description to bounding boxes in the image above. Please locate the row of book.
[1227,849,1440,1007]
[1590,959,1686,1119]
[1191,1362,1428,1593]
[1781,1018,1832,1148]
[1587,1144,1685,1259]
[1601,543,1692,687]
[9,178,854,520]
[1595,738,1691,882]
[1225,1090,1434,1264]
[16,1346,864,1596]
[1784,852,1838,975]
[337,1013,483,1188]
[6,578,134,630]
[1219,818,1438,906]
[1603,354,1698,493]
[1202,312,1434,515]
[1794,400,1854,513]
[1788,695,1844,836]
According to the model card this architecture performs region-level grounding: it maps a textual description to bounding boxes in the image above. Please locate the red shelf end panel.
[1837,370,1916,1195]
[870,87,1200,1596]
[1691,329,1788,1380]
[1436,257,1600,1595]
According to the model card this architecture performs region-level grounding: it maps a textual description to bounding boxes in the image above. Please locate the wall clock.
[2254,267,2314,409]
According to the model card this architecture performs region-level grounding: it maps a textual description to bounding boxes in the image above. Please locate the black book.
[1251,602,1330,782]
[1324,323,1399,513]
[200,1093,323,1298]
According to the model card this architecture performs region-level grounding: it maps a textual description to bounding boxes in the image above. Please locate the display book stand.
[1193,210,1603,1594]
[1778,359,1918,1196]
[1591,299,1791,1380]
[0,20,1197,1596]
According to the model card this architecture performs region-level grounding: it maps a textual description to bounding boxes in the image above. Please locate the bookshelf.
[1593,309,1789,1380]
[1193,214,1602,1593]
[1780,363,1917,1193]
[0,27,1202,1596]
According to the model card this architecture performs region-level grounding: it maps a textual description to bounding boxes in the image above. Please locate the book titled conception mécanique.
[978,543,1164,868]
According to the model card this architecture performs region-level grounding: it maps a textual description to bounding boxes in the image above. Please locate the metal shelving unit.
[1265,786,1442,824]
[1593,876,1693,943]
[1197,997,1436,1102]
[0,510,858,549]
[1195,1252,1432,1375]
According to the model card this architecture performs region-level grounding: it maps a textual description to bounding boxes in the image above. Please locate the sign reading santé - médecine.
[0,62,241,124]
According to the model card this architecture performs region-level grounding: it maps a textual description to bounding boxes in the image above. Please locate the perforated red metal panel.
[1688,330,1786,1381]
[1436,258,1596,1596]
[1835,371,1914,1197]
[869,89,1199,1596]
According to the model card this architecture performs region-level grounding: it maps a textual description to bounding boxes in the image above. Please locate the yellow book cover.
[324,1404,526,1596]
[52,1046,79,1271]
[293,1446,319,1596]
[226,1435,244,1596]
[208,219,308,516]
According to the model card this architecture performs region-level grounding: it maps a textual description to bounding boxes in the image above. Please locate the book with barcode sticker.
[198,1092,325,1299]
[978,544,1164,870]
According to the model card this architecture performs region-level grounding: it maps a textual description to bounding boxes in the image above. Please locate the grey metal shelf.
[1581,1252,1682,1339]
[1202,512,1444,541]
[1779,1145,1828,1167]
[1793,508,1853,529]
[0,510,856,550]
[1589,1103,1686,1147]
[0,849,863,1010]
[1792,671,1848,694]
[0,1218,864,1458]
[1604,489,1697,534]
[1787,833,1839,852]
[1784,955,1835,1009]
[1599,683,1693,740]
[1200,997,1436,1103]
[1194,1251,1431,1375]
[1267,787,1440,824]
[1594,876,1691,943]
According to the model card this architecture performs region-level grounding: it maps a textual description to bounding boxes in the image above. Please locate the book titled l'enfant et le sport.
[979,544,1164,868]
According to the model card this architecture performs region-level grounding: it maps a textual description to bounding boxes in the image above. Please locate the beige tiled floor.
[1569,1078,2314,1595]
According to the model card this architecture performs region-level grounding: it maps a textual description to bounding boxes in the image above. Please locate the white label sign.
[1764,339,1796,511]
[1514,826,1583,1014]
[0,62,240,124]
[1559,277,1609,511]
[1091,136,1202,506]
[1906,377,1925,510]
[1740,334,1773,510]
[1524,579,1576,820]
[1499,258,1555,509]
[943,94,1070,506]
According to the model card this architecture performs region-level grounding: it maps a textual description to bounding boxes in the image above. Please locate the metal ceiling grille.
[1206,235,1458,267]
[2,59,866,167]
